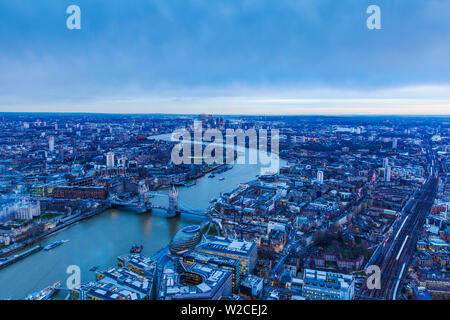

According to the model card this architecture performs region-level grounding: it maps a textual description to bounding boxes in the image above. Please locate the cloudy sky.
[0,0,449,114]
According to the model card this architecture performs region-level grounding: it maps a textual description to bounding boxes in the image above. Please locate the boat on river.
[130,244,143,254]
[25,281,60,300]
[44,240,67,251]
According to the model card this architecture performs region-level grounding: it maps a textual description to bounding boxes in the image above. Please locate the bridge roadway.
[110,191,206,217]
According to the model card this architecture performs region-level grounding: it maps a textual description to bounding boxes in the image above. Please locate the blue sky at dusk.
[0,0,449,114]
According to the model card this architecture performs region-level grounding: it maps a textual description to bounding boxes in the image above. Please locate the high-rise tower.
[49,136,55,152]
[106,152,115,167]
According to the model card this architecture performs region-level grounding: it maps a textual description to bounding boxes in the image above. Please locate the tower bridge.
[110,186,207,218]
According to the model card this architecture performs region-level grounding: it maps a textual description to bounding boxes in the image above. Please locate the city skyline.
[0,113,447,301]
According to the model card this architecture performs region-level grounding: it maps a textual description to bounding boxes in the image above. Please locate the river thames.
[0,134,285,299]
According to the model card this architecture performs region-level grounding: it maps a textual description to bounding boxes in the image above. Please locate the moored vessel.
[25,281,61,300]
[44,240,66,251]
[130,244,143,254]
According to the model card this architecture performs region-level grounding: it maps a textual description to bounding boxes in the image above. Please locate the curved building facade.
[169,225,202,255]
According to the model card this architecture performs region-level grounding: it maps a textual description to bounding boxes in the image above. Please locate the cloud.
[0,0,449,114]
[4,84,449,115]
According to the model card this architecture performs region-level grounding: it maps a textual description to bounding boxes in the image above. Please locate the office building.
[106,152,115,168]
[169,225,202,255]
[182,250,241,293]
[302,269,355,300]
[158,262,233,300]
[48,136,55,152]
[117,253,157,278]
[240,275,264,298]
[385,166,391,182]
[393,138,398,149]
[95,267,155,299]
[195,236,257,281]
[317,170,324,184]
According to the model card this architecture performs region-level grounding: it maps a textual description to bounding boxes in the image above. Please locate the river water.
[0,133,285,299]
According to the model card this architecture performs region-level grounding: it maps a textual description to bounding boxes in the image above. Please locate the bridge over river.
[110,187,207,219]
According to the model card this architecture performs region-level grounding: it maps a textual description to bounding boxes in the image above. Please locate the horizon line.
[1,111,449,117]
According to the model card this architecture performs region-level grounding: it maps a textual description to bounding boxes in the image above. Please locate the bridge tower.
[168,186,179,216]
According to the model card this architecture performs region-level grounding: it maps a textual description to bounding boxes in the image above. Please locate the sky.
[0,0,449,115]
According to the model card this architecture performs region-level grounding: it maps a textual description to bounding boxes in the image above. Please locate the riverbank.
[0,208,197,299]
[0,245,42,270]
[0,205,108,259]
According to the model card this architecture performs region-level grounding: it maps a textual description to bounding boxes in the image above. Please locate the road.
[359,153,439,300]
